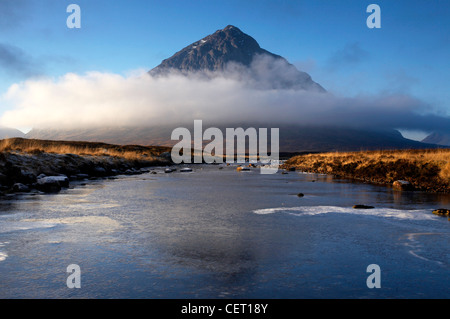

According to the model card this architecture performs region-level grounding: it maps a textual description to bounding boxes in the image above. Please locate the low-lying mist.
[1,62,449,135]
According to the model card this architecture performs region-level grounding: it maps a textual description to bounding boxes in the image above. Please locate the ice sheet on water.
[0,220,57,234]
[22,216,121,233]
[253,205,437,221]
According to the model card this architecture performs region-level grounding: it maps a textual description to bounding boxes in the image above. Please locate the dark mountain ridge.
[150,25,325,92]
[26,124,440,153]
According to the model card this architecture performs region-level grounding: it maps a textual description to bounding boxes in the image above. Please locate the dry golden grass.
[440,161,450,181]
[283,148,450,192]
[0,138,171,162]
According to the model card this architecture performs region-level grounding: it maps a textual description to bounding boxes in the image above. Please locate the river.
[0,164,449,298]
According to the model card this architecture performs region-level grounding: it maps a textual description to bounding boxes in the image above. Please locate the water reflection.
[0,165,449,298]
[164,235,258,282]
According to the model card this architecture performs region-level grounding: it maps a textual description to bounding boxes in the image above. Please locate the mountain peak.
[221,25,243,33]
[223,24,237,30]
[150,25,325,92]
[217,25,251,40]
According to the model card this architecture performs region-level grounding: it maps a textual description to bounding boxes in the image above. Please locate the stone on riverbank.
[36,175,69,193]
[393,180,414,191]
[12,183,30,193]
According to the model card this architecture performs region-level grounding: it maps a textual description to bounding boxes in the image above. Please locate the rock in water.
[353,205,375,209]
[432,208,450,217]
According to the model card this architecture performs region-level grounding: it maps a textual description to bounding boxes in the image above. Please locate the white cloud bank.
[1,69,449,134]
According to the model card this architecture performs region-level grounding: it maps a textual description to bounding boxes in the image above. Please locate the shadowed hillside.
[26,125,442,153]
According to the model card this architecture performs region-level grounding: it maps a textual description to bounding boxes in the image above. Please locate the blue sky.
[0,0,449,137]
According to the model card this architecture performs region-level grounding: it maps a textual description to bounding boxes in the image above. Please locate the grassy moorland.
[0,138,172,194]
[282,149,450,193]
[0,137,170,161]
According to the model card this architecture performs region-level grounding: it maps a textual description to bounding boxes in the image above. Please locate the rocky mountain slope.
[149,25,325,92]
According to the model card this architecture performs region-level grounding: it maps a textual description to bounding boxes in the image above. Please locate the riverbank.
[0,138,172,195]
[282,149,450,193]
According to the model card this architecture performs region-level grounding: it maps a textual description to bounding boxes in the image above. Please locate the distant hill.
[26,124,440,153]
[276,125,441,152]
[0,127,25,139]
[422,132,450,147]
